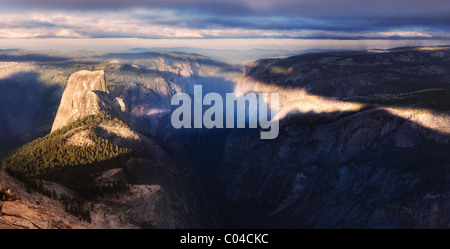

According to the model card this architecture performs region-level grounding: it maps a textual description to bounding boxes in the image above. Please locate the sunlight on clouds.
[0,9,449,40]
[172,29,204,38]
[0,10,209,38]
[0,27,85,38]
[55,29,85,38]
[376,31,433,38]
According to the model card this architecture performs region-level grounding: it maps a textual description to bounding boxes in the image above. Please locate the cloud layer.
[0,0,450,40]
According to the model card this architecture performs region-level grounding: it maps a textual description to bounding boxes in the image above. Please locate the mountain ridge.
[215,45,450,228]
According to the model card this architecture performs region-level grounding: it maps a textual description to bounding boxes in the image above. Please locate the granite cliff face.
[216,47,450,228]
[1,70,219,229]
[51,70,109,132]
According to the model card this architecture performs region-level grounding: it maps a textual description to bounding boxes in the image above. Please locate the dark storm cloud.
[1,0,252,15]
[3,0,450,17]
[143,13,450,34]
[1,0,450,39]
[148,16,376,32]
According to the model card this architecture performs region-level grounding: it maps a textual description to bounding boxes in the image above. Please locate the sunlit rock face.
[51,70,109,132]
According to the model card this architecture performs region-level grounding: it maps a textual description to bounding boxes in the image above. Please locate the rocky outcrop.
[0,170,146,229]
[0,201,83,229]
[94,120,219,228]
[0,171,90,229]
[51,70,109,132]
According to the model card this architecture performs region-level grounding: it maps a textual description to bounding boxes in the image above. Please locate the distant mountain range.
[123,47,352,64]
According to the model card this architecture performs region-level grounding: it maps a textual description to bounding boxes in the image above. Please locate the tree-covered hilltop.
[0,112,134,198]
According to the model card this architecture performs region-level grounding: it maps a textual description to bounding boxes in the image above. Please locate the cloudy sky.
[0,0,450,50]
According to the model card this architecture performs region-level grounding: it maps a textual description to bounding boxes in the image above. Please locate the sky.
[0,0,450,51]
